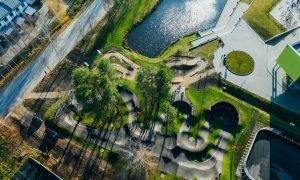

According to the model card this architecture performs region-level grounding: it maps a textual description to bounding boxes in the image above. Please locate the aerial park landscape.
[0,0,300,179]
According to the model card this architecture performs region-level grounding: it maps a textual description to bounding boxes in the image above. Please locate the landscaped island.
[225,51,255,76]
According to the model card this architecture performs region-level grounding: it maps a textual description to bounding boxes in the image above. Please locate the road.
[0,0,112,117]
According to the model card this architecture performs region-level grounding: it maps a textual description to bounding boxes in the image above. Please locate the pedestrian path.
[103,51,140,81]
[172,68,216,87]
[24,90,72,99]
[191,0,246,48]
[235,123,265,178]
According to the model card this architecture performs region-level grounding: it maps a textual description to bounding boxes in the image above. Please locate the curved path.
[103,51,140,81]
[0,0,112,117]
[153,124,232,180]
[23,85,233,179]
[177,121,209,152]
[167,57,203,68]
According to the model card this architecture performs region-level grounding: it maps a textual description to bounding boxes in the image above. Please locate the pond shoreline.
[122,0,162,56]
[125,0,227,58]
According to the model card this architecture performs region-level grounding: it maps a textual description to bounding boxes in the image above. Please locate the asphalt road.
[0,0,111,117]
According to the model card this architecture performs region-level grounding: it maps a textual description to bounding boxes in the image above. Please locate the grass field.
[190,40,221,64]
[244,0,285,40]
[225,51,255,76]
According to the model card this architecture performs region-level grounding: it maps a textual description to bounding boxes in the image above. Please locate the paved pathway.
[191,0,300,114]
[153,121,233,180]
[191,0,242,48]
[213,2,300,113]
[167,57,203,68]
[24,90,72,99]
[103,51,140,81]
[0,0,112,117]
[168,56,215,87]
[172,68,216,87]
[270,0,300,30]
[29,85,233,180]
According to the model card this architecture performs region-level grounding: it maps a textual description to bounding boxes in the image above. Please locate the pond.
[245,129,300,180]
[126,0,227,58]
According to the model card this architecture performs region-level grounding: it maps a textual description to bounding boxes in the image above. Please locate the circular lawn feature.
[225,51,255,76]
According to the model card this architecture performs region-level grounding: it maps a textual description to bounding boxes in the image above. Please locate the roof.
[12,158,62,180]
[0,5,9,19]
[0,25,13,35]
[26,0,38,5]
[24,5,36,15]
[0,0,24,10]
[277,45,300,81]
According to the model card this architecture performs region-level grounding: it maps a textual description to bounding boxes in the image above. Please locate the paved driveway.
[0,0,112,117]
[213,3,300,113]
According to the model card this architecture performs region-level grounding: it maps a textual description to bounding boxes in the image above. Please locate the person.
[181,92,184,100]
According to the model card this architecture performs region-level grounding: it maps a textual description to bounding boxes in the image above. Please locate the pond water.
[245,130,300,180]
[126,0,227,58]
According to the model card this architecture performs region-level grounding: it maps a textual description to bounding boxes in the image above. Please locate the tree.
[72,58,123,177]
[152,64,173,120]
[44,0,69,24]
[135,65,173,129]
[72,58,120,125]
[136,67,157,128]
[72,67,97,102]
[160,102,177,135]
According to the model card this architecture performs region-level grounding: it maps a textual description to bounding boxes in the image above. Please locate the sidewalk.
[191,0,243,48]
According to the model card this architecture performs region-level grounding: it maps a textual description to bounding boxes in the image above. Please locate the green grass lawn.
[0,136,18,178]
[186,86,260,137]
[186,86,269,179]
[190,40,221,64]
[104,0,158,48]
[244,0,285,40]
[43,96,68,120]
[225,51,255,76]
[118,78,141,100]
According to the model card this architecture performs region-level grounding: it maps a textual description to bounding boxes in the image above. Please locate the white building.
[0,0,37,35]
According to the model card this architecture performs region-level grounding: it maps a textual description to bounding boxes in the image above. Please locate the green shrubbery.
[43,96,68,121]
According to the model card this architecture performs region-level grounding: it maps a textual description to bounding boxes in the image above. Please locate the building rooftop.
[26,0,38,5]
[12,158,62,180]
[277,44,300,81]
[0,5,9,19]
[0,0,24,10]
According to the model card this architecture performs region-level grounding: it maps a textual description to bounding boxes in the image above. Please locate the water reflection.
[126,0,227,58]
